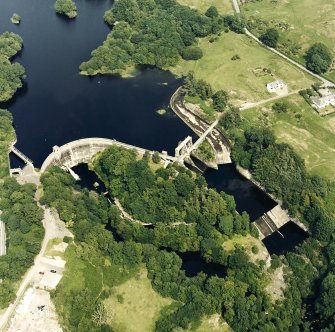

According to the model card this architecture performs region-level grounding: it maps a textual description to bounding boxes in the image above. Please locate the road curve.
[231,0,335,88]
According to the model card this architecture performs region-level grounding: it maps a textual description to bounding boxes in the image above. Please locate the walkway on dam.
[10,146,34,167]
[170,88,231,165]
[0,219,6,256]
[40,138,177,173]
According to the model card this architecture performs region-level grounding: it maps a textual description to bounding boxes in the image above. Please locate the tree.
[223,15,245,34]
[218,215,234,235]
[260,28,279,48]
[152,151,161,164]
[174,173,195,197]
[305,43,333,74]
[272,101,288,113]
[228,249,249,269]
[182,46,203,61]
[143,150,150,161]
[219,106,242,129]
[212,90,229,112]
[196,80,213,100]
[205,6,219,18]
[317,273,335,321]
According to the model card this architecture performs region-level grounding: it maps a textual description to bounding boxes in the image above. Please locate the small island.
[10,13,21,24]
[54,0,77,19]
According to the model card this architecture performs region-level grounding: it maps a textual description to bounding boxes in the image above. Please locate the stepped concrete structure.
[253,205,293,240]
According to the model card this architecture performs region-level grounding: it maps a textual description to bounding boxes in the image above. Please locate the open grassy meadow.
[188,314,231,332]
[223,234,269,264]
[240,0,335,82]
[177,0,233,14]
[172,32,317,105]
[242,94,335,180]
[104,268,175,332]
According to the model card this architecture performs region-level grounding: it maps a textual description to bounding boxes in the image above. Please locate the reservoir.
[0,0,307,255]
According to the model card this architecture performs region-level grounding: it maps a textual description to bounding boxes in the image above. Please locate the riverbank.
[80,65,138,78]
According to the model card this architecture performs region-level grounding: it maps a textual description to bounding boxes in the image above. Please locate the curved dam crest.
[1,0,308,255]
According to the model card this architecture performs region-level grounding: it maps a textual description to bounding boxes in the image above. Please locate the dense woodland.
[80,0,230,75]
[0,33,44,309]
[54,0,77,19]
[0,110,43,309]
[40,147,316,332]
[0,32,25,102]
[0,179,44,308]
[220,106,335,331]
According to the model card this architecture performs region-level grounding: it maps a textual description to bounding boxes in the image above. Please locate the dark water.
[204,164,277,221]
[0,0,307,255]
[9,152,25,169]
[263,221,308,255]
[72,164,106,193]
[0,0,194,167]
[178,252,226,278]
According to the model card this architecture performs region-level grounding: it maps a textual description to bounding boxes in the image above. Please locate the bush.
[251,245,259,254]
[63,236,72,243]
[223,15,245,34]
[271,255,282,269]
[182,46,203,61]
[250,224,259,238]
[272,101,288,113]
[231,54,240,61]
[260,28,279,48]
[212,90,229,112]
[152,151,161,164]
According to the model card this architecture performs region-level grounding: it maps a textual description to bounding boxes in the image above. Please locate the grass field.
[223,234,269,265]
[53,244,140,327]
[177,0,233,14]
[104,268,174,332]
[172,32,316,105]
[242,94,335,180]
[188,314,231,332]
[240,0,335,82]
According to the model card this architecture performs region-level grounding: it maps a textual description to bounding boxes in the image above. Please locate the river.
[0,0,307,257]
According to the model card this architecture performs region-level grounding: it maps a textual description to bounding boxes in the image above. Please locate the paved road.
[231,0,335,88]
[239,89,300,110]
[0,208,70,332]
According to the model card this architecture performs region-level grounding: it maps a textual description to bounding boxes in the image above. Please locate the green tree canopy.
[305,43,333,74]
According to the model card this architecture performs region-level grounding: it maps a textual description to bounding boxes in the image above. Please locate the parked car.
[50,269,56,273]
[38,271,44,275]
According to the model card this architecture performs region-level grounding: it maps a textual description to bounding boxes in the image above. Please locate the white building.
[311,93,335,109]
[266,80,286,93]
